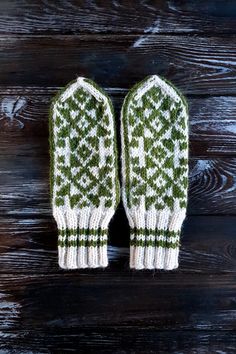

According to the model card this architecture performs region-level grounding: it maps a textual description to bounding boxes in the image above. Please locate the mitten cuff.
[128,209,186,270]
[54,207,114,269]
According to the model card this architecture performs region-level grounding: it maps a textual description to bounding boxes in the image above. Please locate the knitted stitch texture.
[49,77,119,269]
[121,75,188,270]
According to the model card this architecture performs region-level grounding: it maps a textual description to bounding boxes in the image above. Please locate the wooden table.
[1,1,236,352]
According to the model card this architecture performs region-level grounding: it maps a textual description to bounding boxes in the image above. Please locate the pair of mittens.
[50,75,188,270]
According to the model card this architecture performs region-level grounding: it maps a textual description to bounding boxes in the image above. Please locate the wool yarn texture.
[49,77,119,269]
[121,75,189,270]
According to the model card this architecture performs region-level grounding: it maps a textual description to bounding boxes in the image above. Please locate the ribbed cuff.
[58,227,108,269]
[53,207,114,269]
[130,228,180,270]
[128,209,186,270]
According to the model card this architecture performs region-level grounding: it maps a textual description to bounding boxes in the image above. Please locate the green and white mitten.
[49,77,119,269]
[121,75,188,270]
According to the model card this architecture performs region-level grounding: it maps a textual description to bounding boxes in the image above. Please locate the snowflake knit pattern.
[121,75,188,270]
[49,77,119,269]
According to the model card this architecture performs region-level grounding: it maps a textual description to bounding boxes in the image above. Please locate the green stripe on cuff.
[131,228,180,238]
[58,239,108,248]
[58,227,108,247]
[130,239,180,249]
[58,227,108,237]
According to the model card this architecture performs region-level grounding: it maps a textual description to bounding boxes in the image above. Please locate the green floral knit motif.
[50,78,119,210]
[122,75,188,211]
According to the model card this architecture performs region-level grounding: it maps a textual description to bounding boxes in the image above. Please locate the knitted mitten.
[49,77,119,269]
[121,75,188,270]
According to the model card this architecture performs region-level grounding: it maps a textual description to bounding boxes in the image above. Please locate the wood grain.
[1,152,236,215]
[0,1,236,352]
[0,216,236,274]
[1,89,236,216]
[1,272,236,331]
[188,158,236,214]
[0,35,235,94]
[3,157,236,215]
[1,329,236,353]
[190,96,236,156]
[1,89,236,156]
[0,0,236,35]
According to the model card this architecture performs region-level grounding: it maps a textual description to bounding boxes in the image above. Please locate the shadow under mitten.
[121,75,188,270]
[50,77,119,269]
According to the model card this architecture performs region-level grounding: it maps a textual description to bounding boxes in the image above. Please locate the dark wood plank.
[0,0,236,35]
[0,35,235,94]
[1,272,236,330]
[1,89,236,156]
[188,158,236,214]
[1,329,236,353]
[1,155,236,215]
[0,1,234,352]
[0,216,236,274]
[190,96,236,156]
[1,89,236,215]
